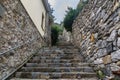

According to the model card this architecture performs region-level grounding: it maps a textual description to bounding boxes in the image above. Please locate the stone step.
[15,72,97,79]
[32,54,82,58]
[11,78,98,80]
[10,46,98,79]
[32,56,77,59]
[19,67,94,72]
[28,60,80,63]
[32,56,61,59]
[33,54,79,59]
[29,59,82,63]
[57,43,73,46]
[62,49,79,53]
[28,58,81,62]
[34,53,80,57]
[36,51,80,56]
[25,63,90,67]
[60,56,81,59]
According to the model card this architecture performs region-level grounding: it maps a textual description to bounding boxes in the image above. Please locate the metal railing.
[0,37,45,80]
[0,37,42,55]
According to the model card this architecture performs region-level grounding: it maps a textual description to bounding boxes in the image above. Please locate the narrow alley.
[0,0,120,80]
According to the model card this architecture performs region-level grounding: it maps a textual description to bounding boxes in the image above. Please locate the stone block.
[94,33,98,39]
[103,13,109,22]
[117,37,120,48]
[113,39,117,46]
[96,40,107,48]
[111,49,120,62]
[112,2,120,12]
[111,63,120,72]
[113,47,119,51]
[102,55,112,64]
[117,61,120,66]
[94,58,103,65]
[106,43,113,53]
[97,48,107,58]
[90,33,95,42]
[94,53,98,59]
[118,29,120,36]
[103,64,112,76]
[93,64,105,70]
[107,30,117,41]
[101,10,105,19]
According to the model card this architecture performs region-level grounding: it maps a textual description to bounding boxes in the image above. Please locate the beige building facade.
[20,0,52,45]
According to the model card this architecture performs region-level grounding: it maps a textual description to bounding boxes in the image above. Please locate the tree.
[51,23,63,45]
[76,0,88,12]
[63,7,77,32]
[63,0,88,32]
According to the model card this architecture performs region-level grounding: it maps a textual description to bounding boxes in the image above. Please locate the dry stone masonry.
[72,0,120,79]
[0,0,45,79]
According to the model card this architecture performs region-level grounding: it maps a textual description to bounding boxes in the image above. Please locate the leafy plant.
[97,70,105,79]
[63,0,88,32]
[51,23,63,45]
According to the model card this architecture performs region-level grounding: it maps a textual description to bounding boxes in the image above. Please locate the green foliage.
[51,23,63,45]
[97,70,105,79]
[76,0,88,12]
[63,0,88,32]
[63,7,78,32]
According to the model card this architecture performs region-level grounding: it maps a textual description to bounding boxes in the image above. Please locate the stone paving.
[11,45,98,80]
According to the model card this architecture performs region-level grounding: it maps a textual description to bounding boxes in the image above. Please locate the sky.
[48,0,80,24]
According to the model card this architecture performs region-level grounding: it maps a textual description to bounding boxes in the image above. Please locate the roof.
[42,0,52,15]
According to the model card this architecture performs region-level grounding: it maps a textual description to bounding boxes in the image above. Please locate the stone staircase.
[11,45,98,80]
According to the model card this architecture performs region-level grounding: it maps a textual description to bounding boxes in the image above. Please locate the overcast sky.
[48,0,80,24]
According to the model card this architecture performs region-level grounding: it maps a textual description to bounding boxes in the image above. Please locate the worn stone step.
[30,58,81,61]
[63,49,79,53]
[28,60,80,63]
[28,58,81,63]
[31,57,61,60]
[60,56,77,59]
[25,63,90,67]
[59,44,75,49]
[33,54,62,57]
[15,72,97,79]
[11,78,98,80]
[19,67,94,72]
[29,59,82,63]
[10,46,98,79]
[33,54,79,59]
[33,55,62,59]
[35,51,80,56]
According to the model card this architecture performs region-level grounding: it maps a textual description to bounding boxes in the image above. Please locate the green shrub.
[51,24,63,45]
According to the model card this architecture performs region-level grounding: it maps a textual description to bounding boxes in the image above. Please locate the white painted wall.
[20,0,46,36]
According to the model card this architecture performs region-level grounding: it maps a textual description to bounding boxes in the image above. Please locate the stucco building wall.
[20,0,46,36]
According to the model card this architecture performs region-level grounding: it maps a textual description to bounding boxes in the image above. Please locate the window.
[41,13,44,31]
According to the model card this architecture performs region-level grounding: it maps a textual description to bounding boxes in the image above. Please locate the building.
[20,0,52,45]
[0,0,52,79]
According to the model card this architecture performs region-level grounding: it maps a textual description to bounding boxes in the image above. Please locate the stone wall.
[0,0,46,79]
[72,0,120,79]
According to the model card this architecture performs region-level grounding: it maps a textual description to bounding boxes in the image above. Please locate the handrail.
[1,49,37,80]
[0,37,41,55]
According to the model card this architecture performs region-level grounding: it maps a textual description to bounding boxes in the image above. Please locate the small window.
[41,13,44,31]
